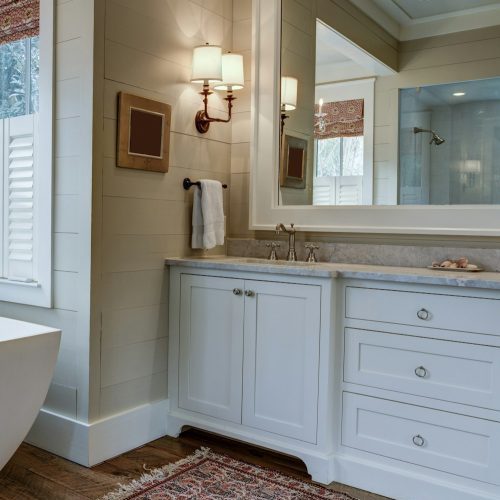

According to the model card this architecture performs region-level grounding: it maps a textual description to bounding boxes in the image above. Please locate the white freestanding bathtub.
[0,317,61,471]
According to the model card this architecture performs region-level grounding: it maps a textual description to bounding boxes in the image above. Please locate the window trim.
[0,0,53,307]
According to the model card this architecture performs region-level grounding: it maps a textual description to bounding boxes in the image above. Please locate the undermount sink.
[231,257,318,266]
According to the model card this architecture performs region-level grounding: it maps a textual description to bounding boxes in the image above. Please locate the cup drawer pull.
[412,434,425,447]
[417,308,430,320]
[414,366,427,378]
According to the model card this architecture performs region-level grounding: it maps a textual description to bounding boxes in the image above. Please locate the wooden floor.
[0,429,390,499]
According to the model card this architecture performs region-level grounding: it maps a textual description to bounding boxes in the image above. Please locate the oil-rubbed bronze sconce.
[191,43,244,133]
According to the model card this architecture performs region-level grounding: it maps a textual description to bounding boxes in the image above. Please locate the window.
[0,0,53,307]
[312,80,374,206]
[0,36,39,118]
[316,136,364,177]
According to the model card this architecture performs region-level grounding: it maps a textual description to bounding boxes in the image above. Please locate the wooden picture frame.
[117,92,171,173]
[280,133,307,189]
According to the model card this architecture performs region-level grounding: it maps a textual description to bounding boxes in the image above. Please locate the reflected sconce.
[191,43,244,133]
[281,76,298,135]
[314,98,327,134]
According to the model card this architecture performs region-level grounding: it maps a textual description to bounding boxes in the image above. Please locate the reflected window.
[316,136,363,177]
[313,99,364,205]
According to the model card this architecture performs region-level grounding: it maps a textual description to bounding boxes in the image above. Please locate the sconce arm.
[195,84,236,133]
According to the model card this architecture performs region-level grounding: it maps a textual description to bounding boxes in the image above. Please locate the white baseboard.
[26,399,169,466]
[25,408,90,465]
[88,399,169,465]
[333,454,499,500]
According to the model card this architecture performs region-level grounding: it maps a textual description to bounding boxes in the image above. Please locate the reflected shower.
[413,127,445,145]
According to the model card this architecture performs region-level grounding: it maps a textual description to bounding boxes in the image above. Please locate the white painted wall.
[1,0,94,424]
[91,0,233,421]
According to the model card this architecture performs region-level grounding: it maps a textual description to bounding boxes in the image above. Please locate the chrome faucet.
[275,223,297,261]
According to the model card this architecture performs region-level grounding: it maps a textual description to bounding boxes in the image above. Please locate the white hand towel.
[191,180,225,250]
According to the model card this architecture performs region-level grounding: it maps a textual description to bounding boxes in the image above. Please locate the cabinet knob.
[412,434,425,447]
[233,288,242,296]
[417,308,430,320]
[244,290,255,297]
[414,366,427,378]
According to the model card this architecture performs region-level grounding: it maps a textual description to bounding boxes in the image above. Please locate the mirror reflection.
[279,0,500,207]
[399,78,500,205]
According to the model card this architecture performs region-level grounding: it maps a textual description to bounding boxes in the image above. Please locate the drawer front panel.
[342,393,500,485]
[344,328,500,410]
[345,286,500,336]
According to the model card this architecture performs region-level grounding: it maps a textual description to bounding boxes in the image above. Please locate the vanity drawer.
[344,328,500,410]
[342,392,500,485]
[345,286,500,336]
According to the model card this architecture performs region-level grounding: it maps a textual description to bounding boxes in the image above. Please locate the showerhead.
[413,127,445,146]
[432,134,445,145]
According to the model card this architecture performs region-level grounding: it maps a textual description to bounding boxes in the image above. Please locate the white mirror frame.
[250,0,500,236]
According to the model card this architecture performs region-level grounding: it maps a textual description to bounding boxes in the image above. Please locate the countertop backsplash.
[227,238,500,272]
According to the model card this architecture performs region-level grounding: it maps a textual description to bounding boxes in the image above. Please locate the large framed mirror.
[250,0,500,235]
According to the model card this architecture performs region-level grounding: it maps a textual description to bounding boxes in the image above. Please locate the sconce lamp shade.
[191,44,223,84]
[281,76,298,111]
[214,53,244,91]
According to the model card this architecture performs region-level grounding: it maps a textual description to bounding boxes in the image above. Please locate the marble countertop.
[165,256,500,290]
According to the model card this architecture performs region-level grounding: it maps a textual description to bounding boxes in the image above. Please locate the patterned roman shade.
[0,0,39,46]
[314,99,364,139]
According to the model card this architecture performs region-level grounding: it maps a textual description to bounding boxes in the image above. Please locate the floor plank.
[0,429,391,500]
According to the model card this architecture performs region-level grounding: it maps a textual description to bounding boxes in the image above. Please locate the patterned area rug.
[101,448,357,499]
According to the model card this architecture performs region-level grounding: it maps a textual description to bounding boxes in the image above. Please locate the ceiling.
[314,20,392,83]
[400,77,500,113]
[316,22,351,66]
[382,0,500,20]
[351,0,500,40]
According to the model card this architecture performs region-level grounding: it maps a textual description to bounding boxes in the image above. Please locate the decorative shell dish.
[428,257,483,272]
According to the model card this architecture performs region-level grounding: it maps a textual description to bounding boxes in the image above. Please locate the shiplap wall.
[91,0,232,420]
[280,0,315,206]
[229,0,254,238]
[0,0,93,422]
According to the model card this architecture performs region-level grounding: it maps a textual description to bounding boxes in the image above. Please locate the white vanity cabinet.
[168,259,500,499]
[242,279,321,443]
[168,263,335,482]
[339,280,500,500]
[178,274,245,423]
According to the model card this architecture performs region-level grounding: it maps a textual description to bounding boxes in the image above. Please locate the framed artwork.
[117,92,171,173]
[280,133,307,189]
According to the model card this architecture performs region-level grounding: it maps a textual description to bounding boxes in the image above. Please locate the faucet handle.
[305,243,319,263]
[266,242,280,261]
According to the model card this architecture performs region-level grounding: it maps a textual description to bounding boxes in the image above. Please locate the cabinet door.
[242,280,321,443]
[179,274,244,423]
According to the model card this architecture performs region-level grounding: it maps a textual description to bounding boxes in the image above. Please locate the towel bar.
[183,178,228,190]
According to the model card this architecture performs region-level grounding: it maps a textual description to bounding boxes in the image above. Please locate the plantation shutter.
[336,176,362,205]
[313,176,334,205]
[3,114,37,282]
[313,176,362,205]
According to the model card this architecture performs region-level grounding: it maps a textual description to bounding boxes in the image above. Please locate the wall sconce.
[281,76,298,135]
[191,43,244,134]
